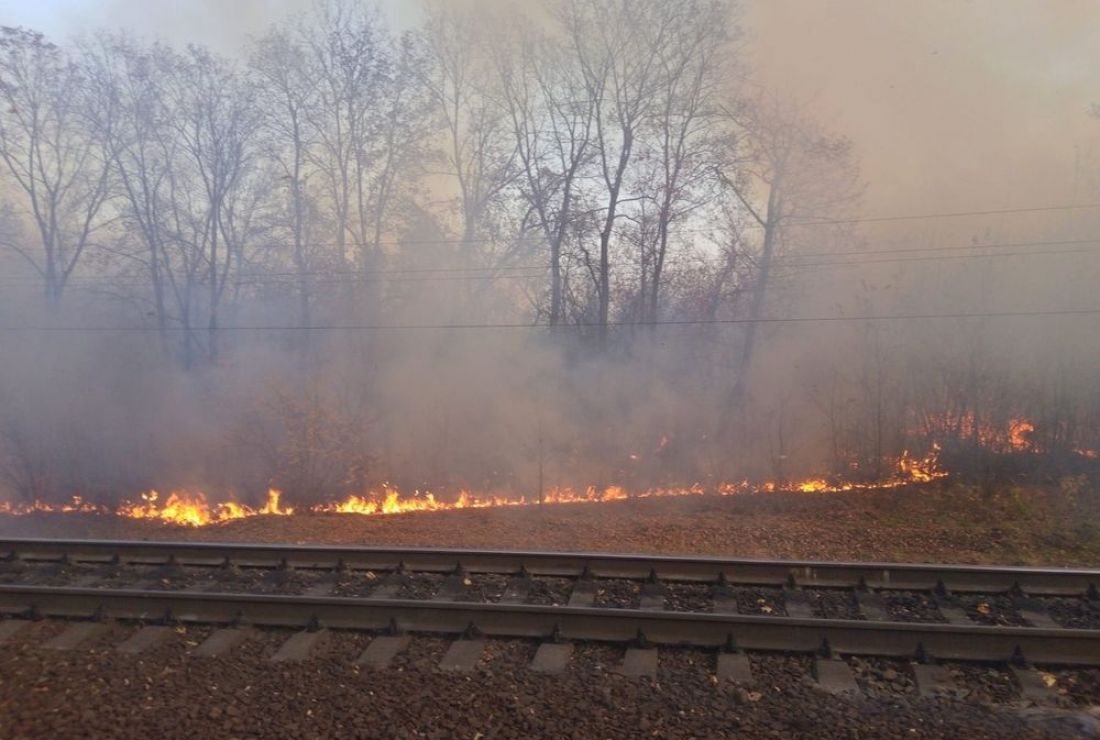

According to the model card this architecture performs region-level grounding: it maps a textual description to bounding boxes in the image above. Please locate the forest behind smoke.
[1,0,1099,506]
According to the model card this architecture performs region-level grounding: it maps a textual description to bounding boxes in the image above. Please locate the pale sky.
[1,0,420,54]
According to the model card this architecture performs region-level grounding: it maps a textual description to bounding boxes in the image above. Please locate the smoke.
[15,1,1100,209]
[748,0,1100,213]
[1,1,1099,510]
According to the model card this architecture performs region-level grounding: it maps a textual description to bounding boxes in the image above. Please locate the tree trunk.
[731,181,781,404]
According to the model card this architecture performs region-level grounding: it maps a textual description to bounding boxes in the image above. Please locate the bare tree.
[0,27,113,310]
[424,3,517,253]
[495,26,596,327]
[558,0,677,345]
[250,25,319,333]
[163,47,260,363]
[364,31,436,267]
[87,43,263,368]
[718,93,860,402]
[634,1,732,326]
[301,0,388,269]
[85,38,262,367]
[83,34,177,347]
[251,6,434,331]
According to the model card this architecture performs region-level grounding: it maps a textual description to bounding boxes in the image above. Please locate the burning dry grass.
[1,481,1097,567]
[116,489,295,527]
[0,447,946,528]
[4,410,1096,531]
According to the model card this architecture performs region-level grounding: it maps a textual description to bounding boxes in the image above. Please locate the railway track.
[2,537,1097,592]
[0,537,1098,696]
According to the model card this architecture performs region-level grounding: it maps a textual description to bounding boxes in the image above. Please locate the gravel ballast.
[881,590,949,623]
[1,622,1092,739]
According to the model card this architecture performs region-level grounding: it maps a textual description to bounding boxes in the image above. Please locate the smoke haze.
[1,0,1098,509]
[14,1,1100,212]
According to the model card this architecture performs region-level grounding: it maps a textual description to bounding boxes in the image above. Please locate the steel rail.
[0,584,1097,665]
[1,538,1097,595]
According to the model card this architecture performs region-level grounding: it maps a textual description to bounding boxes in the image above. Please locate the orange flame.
[2,438,1064,526]
[1008,419,1036,452]
[0,496,105,515]
[2,450,944,527]
[114,488,293,527]
[10,412,1100,528]
[4,415,1096,527]
[259,488,294,515]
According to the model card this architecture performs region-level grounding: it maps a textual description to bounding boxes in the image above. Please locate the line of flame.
[0,447,948,527]
[5,413,1091,529]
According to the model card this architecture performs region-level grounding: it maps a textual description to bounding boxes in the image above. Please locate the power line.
[1,247,1094,292]
[18,262,546,283]
[5,234,1100,288]
[2,308,1097,334]
[778,246,1100,272]
[3,198,1098,279]
[242,201,1100,240]
[788,237,1100,260]
[234,272,547,285]
[782,202,1100,227]
[0,267,552,288]
[5,202,1100,289]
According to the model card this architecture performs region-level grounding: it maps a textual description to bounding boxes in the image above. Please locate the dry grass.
[0,481,1097,566]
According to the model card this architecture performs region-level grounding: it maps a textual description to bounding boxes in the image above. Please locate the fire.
[638,483,707,498]
[3,416,1096,528]
[0,496,104,515]
[897,444,943,483]
[316,487,447,515]
[313,483,637,518]
[5,415,1099,528]
[1008,419,1035,452]
[915,412,1100,458]
[17,436,1090,527]
[120,491,234,527]
[749,445,945,495]
[259,488,294,515]
[115,488,292,527]
[918,412,1043,453]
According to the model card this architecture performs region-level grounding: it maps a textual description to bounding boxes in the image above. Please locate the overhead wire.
[3,234,1100,288]
[1,308,1097,334]
[3,198,1100,285]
